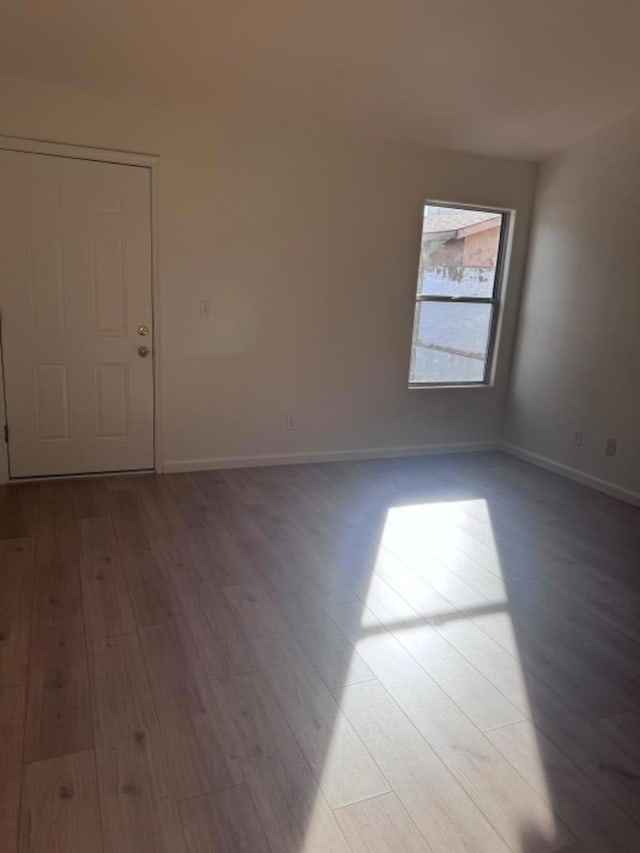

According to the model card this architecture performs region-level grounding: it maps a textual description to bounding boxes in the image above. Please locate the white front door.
[0,150,154,478]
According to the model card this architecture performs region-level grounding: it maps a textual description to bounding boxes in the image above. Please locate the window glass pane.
[418,205,503,298]
[409,301,492,384]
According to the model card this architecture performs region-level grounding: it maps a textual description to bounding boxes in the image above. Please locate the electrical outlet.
[199,299,211,319]
[572,430,583,447]
[605,438,617,457]
[286,414,296,430]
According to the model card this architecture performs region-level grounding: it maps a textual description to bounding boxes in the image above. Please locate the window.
[408,202,509,386]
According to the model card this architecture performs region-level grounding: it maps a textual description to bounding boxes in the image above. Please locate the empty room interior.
[1,3,640,852]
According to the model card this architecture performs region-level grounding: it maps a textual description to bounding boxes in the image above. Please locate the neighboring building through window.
[409,202,509,386]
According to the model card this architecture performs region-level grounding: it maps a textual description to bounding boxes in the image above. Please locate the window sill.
[408,382,494,390]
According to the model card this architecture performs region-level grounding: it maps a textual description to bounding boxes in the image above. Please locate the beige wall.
[0,75,537,470]
[505,109,640,498]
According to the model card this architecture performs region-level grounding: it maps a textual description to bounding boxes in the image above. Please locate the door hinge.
[3,424,8,443]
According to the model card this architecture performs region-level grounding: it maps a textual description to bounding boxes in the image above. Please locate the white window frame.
[409,200,511,389]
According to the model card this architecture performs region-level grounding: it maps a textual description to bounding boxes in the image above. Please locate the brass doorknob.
[137,324,150,336]
[137,345,150,358]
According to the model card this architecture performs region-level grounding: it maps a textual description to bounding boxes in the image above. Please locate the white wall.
[505,109,640,498]
[0,75,537,471]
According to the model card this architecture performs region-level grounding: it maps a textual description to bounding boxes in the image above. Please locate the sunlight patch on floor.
[382,500,513,604]
[330,500,561,853]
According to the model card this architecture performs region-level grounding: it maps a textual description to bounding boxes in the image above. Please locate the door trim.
[0,135,163,482]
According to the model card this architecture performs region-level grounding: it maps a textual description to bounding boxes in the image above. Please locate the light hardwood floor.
[1,451,639,852]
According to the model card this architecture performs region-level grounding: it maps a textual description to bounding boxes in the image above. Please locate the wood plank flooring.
[1,451,639,852]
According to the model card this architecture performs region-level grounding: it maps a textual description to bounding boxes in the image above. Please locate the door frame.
[0,135,162,483]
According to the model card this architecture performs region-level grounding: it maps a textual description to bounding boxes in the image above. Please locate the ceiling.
[2,0,640,160]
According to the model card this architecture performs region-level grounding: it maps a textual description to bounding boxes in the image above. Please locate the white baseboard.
[501,443,640,507]
[162,440,500,474]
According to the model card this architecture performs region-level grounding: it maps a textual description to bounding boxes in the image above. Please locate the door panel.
[28,233,66,332]
[34,363,71,441]
[94,363,129,439]
[0,150,154,477]
[91,237,127,336]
